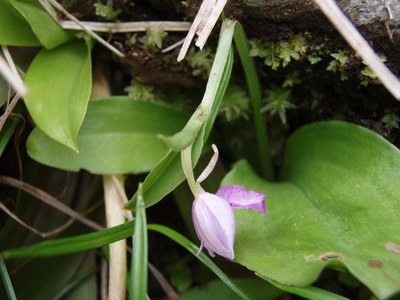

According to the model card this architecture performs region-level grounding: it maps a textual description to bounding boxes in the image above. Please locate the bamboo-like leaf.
[7,0,74,49]
[130,184,148,300]
[24,39,92,151]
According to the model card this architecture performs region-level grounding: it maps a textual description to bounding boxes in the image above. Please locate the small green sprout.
[381,111,399,130]
[360,56,386,86]
[219,85,251,123]
[326,50,350,81]
[94,0,121,20]
[125,81,158,102]
[141,26,168,52]
[185,48,214,77]
[261,87,296,124]
[282,72,301,88]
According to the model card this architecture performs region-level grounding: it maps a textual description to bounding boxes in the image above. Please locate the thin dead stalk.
[0,176,103,231]
[314,0,400,100]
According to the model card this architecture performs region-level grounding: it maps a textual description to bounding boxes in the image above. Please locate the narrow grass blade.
[233,23,274,180]
[130,184,148,300]
[147,224,253,300]
[258,275,350,300]
[0,254,16,300]
[2,221,134,259]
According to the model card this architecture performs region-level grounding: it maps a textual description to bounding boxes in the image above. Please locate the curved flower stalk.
[181,144,267,260]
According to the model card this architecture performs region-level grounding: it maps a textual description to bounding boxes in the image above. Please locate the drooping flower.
[192,192,235,259]
[183,144,267,260]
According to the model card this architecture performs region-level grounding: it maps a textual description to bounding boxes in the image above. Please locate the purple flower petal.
[192,192,235,259]
[216,185,267,215]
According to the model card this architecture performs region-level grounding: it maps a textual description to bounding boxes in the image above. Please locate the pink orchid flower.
[189,145,267,260]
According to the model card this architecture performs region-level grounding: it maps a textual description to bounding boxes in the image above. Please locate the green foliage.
[326,50,350,81]
[381,110,400,130]
[249,33,308,70]
[7,0,74,49]
[219,85,251,123]
[261,87,296,124]
[24,39,92,151]
[125,80,158,101]
[185,47,214,76]
[222,121,400,299]
[141,26,168,52]
[94,1,121,20]
[27,98,189,174]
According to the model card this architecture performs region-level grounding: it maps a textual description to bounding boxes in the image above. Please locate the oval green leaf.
[221,121,400,300]
[0,0,41,46]
[7,0,74,49]
[26,97,189,174]
[24,39,92,151]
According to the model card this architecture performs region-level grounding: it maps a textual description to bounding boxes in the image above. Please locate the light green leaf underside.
[6,0,74,49]
[27,97,189,174]
[24,39,92,151]
[222,121,400,300]
[0,0,41,46]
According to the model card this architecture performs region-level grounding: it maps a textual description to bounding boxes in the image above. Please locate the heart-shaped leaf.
[24,39,92,151]
[26,97,189,174]
[221,121,400,299]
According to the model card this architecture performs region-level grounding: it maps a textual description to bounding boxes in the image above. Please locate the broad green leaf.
[6,0,74,49]
[221,121,400,300]
[27,98,189,174]
[259,275,349,300]
[181,278,283,300]
[0,0,41,46]
[130,184,148,300]
[125,20,235,209]
[24,39,92,151]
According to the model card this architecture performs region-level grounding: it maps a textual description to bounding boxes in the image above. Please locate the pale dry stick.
[39,0,125,58]
[0,93,21,133]
[103,175,127,300]
[0,200,103,238]
[177,0,213,61]
[314,0,400,100]
[61,21,191,33]
[195,0,228,49]
[148,263,179,300]
[0,55,26,97]
[162,38,185,53]
[110,175,132,220]
[0,176,103,231]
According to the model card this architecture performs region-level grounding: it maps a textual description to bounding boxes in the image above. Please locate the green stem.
[233,23,274,181]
